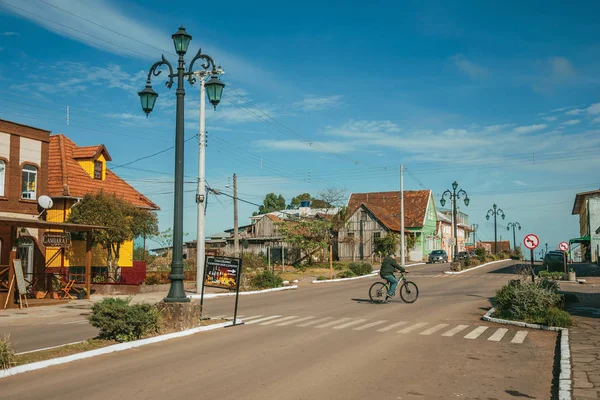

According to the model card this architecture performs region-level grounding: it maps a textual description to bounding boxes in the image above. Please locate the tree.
[316,186,347,207]
[254,193,286,215]
[67,192,158,280]
[276,217,333,265]
[288,193,312,209]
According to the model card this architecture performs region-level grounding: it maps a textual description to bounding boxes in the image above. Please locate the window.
[426,236,435,250]
[0,160,5,197]
[94,161,102,180]
[21,165,37,200]
[373,232,381,240]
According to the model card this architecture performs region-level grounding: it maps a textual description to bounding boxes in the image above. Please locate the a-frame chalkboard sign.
[3,259,28,310]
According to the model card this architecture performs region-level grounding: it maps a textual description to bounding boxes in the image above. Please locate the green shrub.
[542,307,572,327]
[92,274,106,283]
[248,270,283,290]
[349,262,372,276]
[538,270,551,279]
[333,263,345,271]
[537,278,560,293]
[0,334,15,370]
[475,247,487,261]
[88,298,161,342]
[337,270,357,279]
[494,281,563,324]
[242,252,268,271]
[144,274,162,285]
[316,275,328,281]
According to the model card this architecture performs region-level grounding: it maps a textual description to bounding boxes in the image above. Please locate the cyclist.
[380,253,405,301]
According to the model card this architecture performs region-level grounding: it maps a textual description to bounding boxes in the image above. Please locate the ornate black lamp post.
[440,181,470,261]
[138,26,225,302]
[506,222,521,252]
[486,204,505,255]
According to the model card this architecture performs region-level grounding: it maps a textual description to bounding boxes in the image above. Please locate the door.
[17,237,35,279]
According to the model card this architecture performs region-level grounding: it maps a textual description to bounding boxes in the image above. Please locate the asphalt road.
[1,260,558,400]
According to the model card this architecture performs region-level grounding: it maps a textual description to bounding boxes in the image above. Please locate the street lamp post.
[506,222,522,251]
[138,26,225,303]
[486,204,505,255]
[471,223,479,247]
[440,181,470,261]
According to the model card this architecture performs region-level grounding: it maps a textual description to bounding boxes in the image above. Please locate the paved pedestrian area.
[568,306,600,399]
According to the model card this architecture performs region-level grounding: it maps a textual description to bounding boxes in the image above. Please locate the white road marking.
[276,316,315,326]
[333,319,368,330]
[511,331,529,344]
[61,320,87,325]
[237,315,263,321]
[315,318,352,328]
[297,317,332,327]
[398,322,428,334]
[419,324,449,335]
[442,325,469,337]
[377,321,408,332]
[488,328,509,342]
[464,326,489,339]
[245,315,282,325]
[353,320,387,331]
[260,316,298,326]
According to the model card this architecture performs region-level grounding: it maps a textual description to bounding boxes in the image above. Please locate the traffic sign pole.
[524,234,540,283]
[530,249,535,283]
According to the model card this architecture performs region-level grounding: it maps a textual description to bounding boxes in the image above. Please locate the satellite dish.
[38,195,54,210]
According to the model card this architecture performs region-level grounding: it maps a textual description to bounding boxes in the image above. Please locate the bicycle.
[369,272,419,304]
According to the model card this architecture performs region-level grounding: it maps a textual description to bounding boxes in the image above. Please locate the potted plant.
[568,268,576,282]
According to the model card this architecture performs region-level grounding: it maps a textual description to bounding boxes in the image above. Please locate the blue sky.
[1,0,600,256]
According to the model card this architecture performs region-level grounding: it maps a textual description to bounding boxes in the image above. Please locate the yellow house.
[45,135,159,275]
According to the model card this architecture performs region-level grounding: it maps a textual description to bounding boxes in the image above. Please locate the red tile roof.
[347,190,431,231]
[48,135,159,210]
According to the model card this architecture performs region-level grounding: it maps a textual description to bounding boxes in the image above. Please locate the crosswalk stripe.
[377,321,408,332]
[354,320,387,331]
[464,326,489,339]
[315,318,352,328]
[297,317,332,327]
[511,331,528,344]
[237,315,263,321]
[419,324,449,335]
[276,316,315,326]
[398,322,428,334]
[333,319,368,330]
[488,328,509,342]
[442,325,469,337]
[260,316,298,326]
[245,315,282,325]
[61,320,87,325]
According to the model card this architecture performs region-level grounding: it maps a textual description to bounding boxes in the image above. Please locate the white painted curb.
[188,285,298,299]
[312,271,379,284]
[0,320,235,380]
[444,259,509,275]
[482,308,571,399]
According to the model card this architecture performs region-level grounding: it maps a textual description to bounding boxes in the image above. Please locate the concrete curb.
[187,285,298,299]
[482,308,571,399]
[443,259,509,275]
[0,320,235,380]
[311,263,426,284]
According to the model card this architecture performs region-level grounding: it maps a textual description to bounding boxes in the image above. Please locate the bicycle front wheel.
[369,282,388,303]
[399,281,419,303]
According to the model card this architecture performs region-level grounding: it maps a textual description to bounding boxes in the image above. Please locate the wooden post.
[329,245,333,280]
[85,234,92,300]
[7,227,17,309]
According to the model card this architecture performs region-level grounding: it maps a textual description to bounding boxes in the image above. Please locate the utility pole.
[195,76,207,294]
[471,223,478,248]
[400,165,405,268]
[233,173,239,257]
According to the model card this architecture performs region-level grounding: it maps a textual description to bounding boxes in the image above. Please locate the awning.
[570,236,591,244]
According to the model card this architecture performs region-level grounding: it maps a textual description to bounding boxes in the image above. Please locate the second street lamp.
[440,181,470,261]
[486,204,505,255]
[138,26,224,303]
[506,222,522,252]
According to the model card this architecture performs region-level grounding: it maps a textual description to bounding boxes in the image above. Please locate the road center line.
[315,318,352,328]
[441,325,469,337]
[260,316,298,326]
[333,319,368,330]
[419,324,449,335]
[488,328,509,342]
[245,316,282,325]
[511,331,529,344]
[377,321,408,332]
[354,320,387,331]
[398,322,428,334]
[464,326,489,339]
[276,316,315,326]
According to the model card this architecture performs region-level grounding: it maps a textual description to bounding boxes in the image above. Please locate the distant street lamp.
[471,223,479,247]
[506,222,522,252]
[486,204,505,255]
[138,26,225,303]
[440,181,470,261]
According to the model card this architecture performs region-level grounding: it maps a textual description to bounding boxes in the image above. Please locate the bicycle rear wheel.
[369,282,388,303]
[399,281,419,303]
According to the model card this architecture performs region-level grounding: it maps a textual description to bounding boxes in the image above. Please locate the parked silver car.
[428,250,448,263]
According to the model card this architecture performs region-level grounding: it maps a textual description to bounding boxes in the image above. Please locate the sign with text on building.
[523,234,540,250]
[204,256,241,290]
[42,232,72,248]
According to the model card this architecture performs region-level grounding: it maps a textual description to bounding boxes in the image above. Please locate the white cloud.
[542,116,557,122]
[293,95,343,111]
[324,120,401,139]
[550,56,576,78]
[562,119,581,126]
[592,117,600,124]
[255,139,354,154]
[588,103,600,115]
[482,124,513,133]
[565,108,584,115]
[442,128,468,137]
[514,180,528,187]
[513,124,547,134]
[0,32,19,36]
[450,55,487,79]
